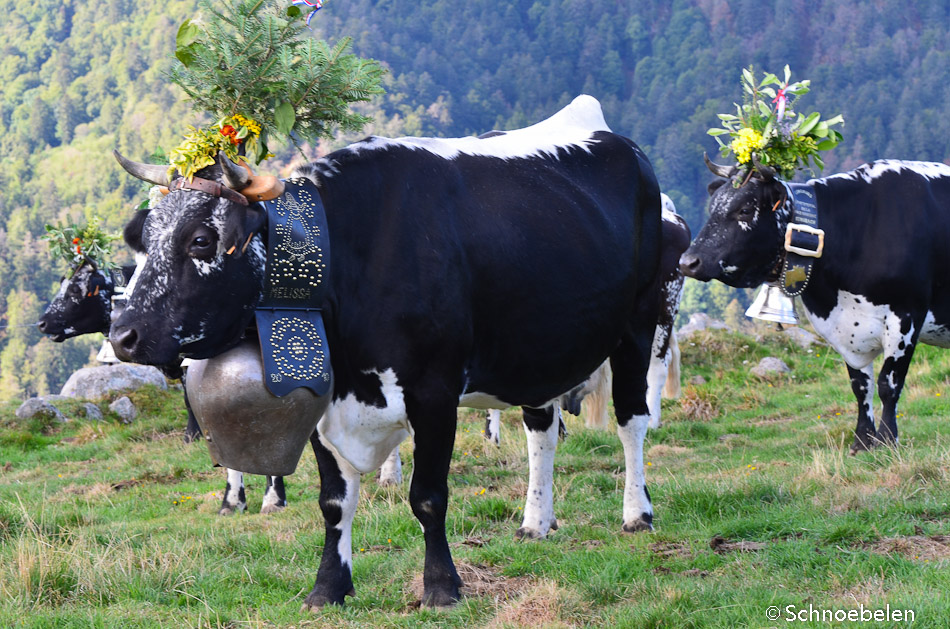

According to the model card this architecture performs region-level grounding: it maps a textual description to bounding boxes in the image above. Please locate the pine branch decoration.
[169,0,384,172]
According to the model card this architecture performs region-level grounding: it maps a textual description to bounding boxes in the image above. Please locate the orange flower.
[72,237,80,244]
[220,124,236,137]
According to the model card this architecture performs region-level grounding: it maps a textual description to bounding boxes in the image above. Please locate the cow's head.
[109,152,268,365]
[38,260,114,341]
[679,155,790,287]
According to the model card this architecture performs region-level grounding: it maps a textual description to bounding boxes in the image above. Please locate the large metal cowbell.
[255,178,332,397]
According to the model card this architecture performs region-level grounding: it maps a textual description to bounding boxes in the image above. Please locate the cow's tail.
[662,332,682,399]
[582,361,612,430]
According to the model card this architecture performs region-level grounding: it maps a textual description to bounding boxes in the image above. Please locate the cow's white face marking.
[318,368,410,474]
[804,290,912,369]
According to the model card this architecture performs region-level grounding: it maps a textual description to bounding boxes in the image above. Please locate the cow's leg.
[260,476,287,514]
[407,398,461,607]
[611,328,654,533]
[847,364,878,454]
[181,386,202,443]
[645,345,669,429]
[516,405,560,539]
[876,324,919,446]
[303,432,360,609]
[219,469,247,515]
[378,445,403,486]
[484,409,501,445]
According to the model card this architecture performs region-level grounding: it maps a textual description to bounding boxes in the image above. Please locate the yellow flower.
[730,127,768,164]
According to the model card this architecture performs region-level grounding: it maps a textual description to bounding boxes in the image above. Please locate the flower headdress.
[708,66,843,179]
[165,0,384,180]
[43,217,121,271]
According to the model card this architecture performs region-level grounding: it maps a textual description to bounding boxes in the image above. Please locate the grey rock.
[60,363,166,400]
[784,326,822,349]
[751,357,791,377]
[16,398,67,422]
[109,396,137,423]
[689,375,707,386]
[81,403,104,421]
[678,313,731,339]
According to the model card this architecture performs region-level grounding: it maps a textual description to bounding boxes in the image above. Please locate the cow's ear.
[222,204,267,258]
[707,179,727,196]
[124,209,150,253]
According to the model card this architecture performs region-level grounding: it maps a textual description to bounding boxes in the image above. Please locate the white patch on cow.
[519,406,560,538]
[617,413,652,527]
[222,468,247,513]
[485,409,501,445]
[646,350,669,430]
[63,326,76,336]
[720,262,738,274]
[261,477,284,512]
[459,391,511,410]
[316,435,362,570]
[318,368,410,474]
[378,446,403,486]
[804,290,910,369]
[341,95,609,163]
[920,311,950,348]
[853,363,875,425]
[816,160,950,186]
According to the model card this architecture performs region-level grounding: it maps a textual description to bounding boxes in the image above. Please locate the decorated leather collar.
[254,177,332,397]
[777,182,824,296]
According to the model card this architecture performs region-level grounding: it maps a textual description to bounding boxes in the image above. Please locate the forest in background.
[2,0,950,398]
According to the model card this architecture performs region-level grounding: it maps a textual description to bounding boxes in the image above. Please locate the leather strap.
[169,176,249,206]
[780,183,823,296]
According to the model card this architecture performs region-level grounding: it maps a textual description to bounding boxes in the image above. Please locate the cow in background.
[682,157,950,454]
[37,258,294,514]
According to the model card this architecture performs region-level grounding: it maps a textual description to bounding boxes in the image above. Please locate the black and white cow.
[110,95,662,608]
[681,157,950,454]
[37,258,293,514]
[484,193,688,441]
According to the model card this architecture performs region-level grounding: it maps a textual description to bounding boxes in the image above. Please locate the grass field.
[2,326,949,628]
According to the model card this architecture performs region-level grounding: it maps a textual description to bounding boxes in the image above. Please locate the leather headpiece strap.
[168,176,249,206]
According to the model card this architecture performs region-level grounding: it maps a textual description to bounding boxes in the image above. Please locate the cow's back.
[809,161,950,327]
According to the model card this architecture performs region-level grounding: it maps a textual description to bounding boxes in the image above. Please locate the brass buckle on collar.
[784,223,824,258]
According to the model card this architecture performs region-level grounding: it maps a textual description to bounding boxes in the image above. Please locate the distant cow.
[110,95,662,608]
[681,156,950,454]
[37,258,291,514]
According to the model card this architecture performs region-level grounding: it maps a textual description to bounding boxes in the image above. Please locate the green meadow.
[1,326,949,628]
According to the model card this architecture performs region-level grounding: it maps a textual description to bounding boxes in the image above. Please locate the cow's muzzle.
[679,250,714,281]
[110,323,181,366]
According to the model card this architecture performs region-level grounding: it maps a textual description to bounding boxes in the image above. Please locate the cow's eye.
[67,284,81,296]
[737,206,755,217]
[188,234,216,258]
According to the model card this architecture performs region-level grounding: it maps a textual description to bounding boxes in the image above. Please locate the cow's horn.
[113,150,171,186]
[217,152,285,202]
[752,153,777,182]
[704,152,736,179]
[218,152,252,190]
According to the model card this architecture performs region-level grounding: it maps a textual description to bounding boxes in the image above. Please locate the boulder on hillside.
[16,398,67,422]
[60,363,167,400]
[678,313,731,340]
[81,403,104,421]
[751,357,791,378]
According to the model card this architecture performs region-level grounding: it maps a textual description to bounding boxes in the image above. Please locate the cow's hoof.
[218,505,245,516]
[849,439,877,455]
[622,514,654,533]
[377,475,401,487]
[183,432,201,444]
[515,526,546,540]
[260,503,286,515]
[301,587,354,610]
[421,586,461,608]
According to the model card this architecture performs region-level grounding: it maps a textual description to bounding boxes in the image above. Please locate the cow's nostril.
[37,319,48,333]
[679,253,701,273]
[113,326,139,353]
